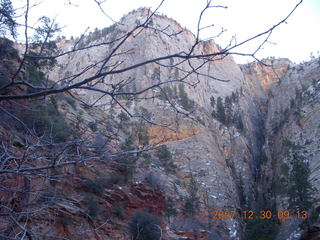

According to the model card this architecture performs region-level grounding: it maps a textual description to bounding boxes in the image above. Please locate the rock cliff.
[1,8,319,240]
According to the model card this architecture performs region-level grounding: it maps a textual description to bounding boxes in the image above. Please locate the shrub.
[118,111,130,122]
[112,203,126,219]
[215,96,226,124]
[210,96,215,108]
[131,109,150,146]
[138,107,152,120]
[127,211,162,240]
[245,218,278,240]
[88,121,98,132]
[159,86,174,101]
[23,98,70,142]
[0,38,19,60]
[144,171,164,191]
[155,145,176,173]
[178,84,194,111]
[26,64,46,87]
[59,213,73,226]
[151,67,160,81]
[83,179,104,196]
[83,194,104,219]
[288,154,314,211]
[182,176,199,218]
[117,138,137,182]
[83,176,124,196]
[165,197,178,223]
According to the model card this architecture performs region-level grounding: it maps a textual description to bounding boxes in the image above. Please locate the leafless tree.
[0,0,303,239]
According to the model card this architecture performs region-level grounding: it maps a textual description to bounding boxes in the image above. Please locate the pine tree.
[165,197,178,223]
[156,145,176,173]
[118,138,137,183]
[216,96,226,124]
[245,218,278,240]
[224,96,232,125]
[288,154,314,211]
[183,176,199,218]
[210,96,215,108]
[0,0,16,38]
[178,84,194,111]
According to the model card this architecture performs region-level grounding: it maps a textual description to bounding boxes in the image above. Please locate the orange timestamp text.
[209,210,308,220]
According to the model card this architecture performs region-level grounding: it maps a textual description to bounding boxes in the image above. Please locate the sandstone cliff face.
[238,57,320,239]
[49,8,244,110]
[2,8,320,240]
[264,59,320,240]
[45,9,262,239]
[47,9,320,239]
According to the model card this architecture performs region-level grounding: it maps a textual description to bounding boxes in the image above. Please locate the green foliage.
[215,96,226,123]
[310,207,320,223]
[245,218,279,240]
[155,145,172,162]
[283,108,290,122]
[231,91,239,103]
[165,197,178,222]
[83,193,104,219]
[27,16,60,69]
[117,138,137,182]
[158,84,194,111]
[101,24,116,37]
[131,119,149,146]
[280,162,289,176]
[182,176,199,218]
[290,98,295,108]
[237,178,246,208]
[112,203,126,219]
[210,96,215,108]
[283,139,303,151]
[178,84,195,111]
[151,67,160,81]
[0,37,18,60]
[127,211,161,240]
[23,97,70,142]
[159,86,174,101]
[156,145,176,173]
[83,179,105,196]
[26,64,45,87]
[33,16,61,43]
[59,213,73,226]
[0,0,16,38]
[288,154,314,211]
[118,111,130,122]
[88,121,98,132]
[138,106,152,120]
[83,176,123,196]
[212,94,244,131]
[234,112,244,131]
[295,87,303,103]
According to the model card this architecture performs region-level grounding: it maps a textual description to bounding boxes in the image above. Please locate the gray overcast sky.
[12,0,320,63]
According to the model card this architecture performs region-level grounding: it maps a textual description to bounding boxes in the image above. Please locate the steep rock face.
[47,8,261,239]
[240,59,292,178]
[264,59,320,239]
[241,59,292,96]
[240,58,320,239]
[49,8,245,110]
